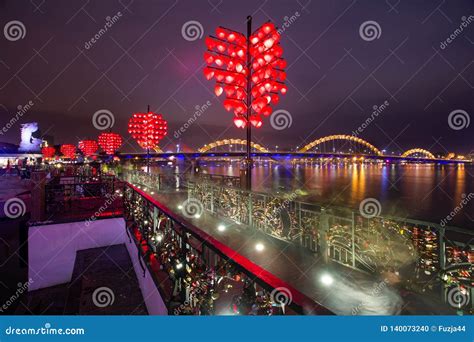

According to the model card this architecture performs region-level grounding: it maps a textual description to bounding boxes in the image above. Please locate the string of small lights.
[123,185,284,315]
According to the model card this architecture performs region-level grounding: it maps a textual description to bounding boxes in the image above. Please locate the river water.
[196,162,474,230]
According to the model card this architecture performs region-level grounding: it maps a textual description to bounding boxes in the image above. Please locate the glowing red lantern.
[78,140,99,157]
[204,18,287,129]
[98,132,123,155]
[41,146,56,159]
[128,111,167,150]
[233,116,246,128]
[60,144,76,159]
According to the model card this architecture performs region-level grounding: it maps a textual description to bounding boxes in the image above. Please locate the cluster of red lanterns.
[128,111,167,150]
[60,144,77,159]
[98,132,123,155]
[41,146,56,159]
[78,139,99,157]
[204,21,287,128]
[41,134,123,160]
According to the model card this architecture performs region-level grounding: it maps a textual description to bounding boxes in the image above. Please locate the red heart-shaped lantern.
[128,111,167,150]
[204,21,287,128]
[78,139,99,157]
[98,132,123,155]
[60,144,76,159]
[41,146,56,159]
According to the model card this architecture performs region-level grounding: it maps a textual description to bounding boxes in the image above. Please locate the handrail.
[124,182,334,315]
[186,178,473,235]
[186,179,473,312]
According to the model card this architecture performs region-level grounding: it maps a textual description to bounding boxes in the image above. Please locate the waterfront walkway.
[153,190,455,315]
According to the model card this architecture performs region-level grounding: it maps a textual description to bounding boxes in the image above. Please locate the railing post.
[437,225,448,309]
[248,191,253,228]
[351,212,356,268]
[438,225,446,272]
[153,206,158,234]
[319,208,329,263]
[210,184,214,213]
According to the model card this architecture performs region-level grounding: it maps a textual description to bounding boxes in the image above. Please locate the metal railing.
[123,182,333,315]
[44,175,122,221]
[187,180,474,312]
[37,170,473,314]
[123,170,241,191]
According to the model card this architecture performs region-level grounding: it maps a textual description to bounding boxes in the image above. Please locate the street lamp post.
[203,16,288,190]
[244,16,253,190]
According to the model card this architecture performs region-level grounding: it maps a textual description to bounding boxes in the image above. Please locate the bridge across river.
[117,152,470,164]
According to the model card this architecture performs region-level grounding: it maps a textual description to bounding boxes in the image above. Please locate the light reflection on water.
[196,162,474,230]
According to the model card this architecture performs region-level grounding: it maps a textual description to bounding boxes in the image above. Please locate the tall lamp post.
[204,16,287,189]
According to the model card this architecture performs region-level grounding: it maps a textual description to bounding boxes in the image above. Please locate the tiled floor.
[16,244,148,315]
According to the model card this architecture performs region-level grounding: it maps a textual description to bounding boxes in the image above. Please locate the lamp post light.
[204,16,287,189]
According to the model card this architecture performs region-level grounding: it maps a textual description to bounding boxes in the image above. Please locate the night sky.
[0,0,473,154]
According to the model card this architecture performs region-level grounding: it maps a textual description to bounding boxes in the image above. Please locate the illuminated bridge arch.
[401,148,435,159]
[198,139,269,153]
[299,135,382,155]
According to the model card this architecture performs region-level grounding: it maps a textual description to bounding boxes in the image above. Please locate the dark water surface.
[197,162,474,230]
